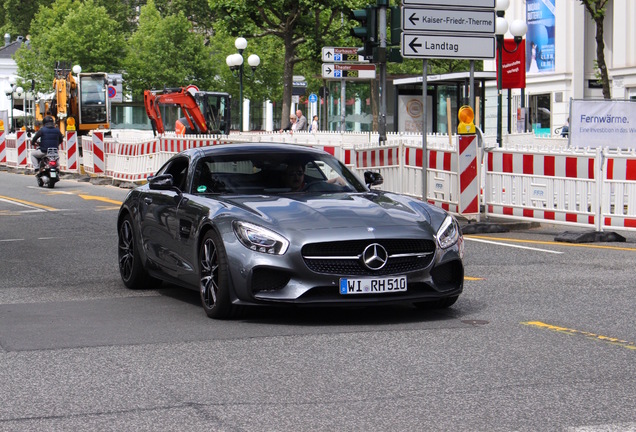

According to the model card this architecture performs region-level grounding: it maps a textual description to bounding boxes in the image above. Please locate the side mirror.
[364,171,383,188]
[148,174,175,191]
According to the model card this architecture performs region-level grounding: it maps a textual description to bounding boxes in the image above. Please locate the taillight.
[49,160,57,167]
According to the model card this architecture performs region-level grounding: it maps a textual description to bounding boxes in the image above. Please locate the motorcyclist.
[31,115,63,173]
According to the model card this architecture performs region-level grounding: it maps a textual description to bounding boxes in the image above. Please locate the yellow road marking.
[522,321,636,351]
[0,194,58,211]
[466,234,636,252]
[78,194,123,205]
[464,276,483,281]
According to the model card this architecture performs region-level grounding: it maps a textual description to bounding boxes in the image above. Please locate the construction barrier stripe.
[16,131,27,166]
[606,158,636,181]
[66,132,78,171]
[0,130,5,163]
[489,151,596,179]
[458,135,479,215]
[92,132,105,174]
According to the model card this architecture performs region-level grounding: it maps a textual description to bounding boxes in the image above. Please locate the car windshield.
[190,151,366,195]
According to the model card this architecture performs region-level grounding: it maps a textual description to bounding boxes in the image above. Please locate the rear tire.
[118,214,159,289]
[199,230,237,319]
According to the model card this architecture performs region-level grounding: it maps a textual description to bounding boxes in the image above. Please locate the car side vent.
[251,268,290,293]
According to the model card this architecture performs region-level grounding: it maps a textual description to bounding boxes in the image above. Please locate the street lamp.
[226,37,260,131]
[495,0,527,147]
[4,76,18,132]
[15,85,24,130]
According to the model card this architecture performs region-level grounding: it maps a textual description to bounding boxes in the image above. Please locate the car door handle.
[143,197,152,204]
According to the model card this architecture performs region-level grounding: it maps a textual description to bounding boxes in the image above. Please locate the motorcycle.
[35,148,61,188]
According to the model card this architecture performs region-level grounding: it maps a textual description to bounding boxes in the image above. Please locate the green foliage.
[9,0,481,110]
[123,0,215,99]
[14,0,125,93]
[1,0,48,38]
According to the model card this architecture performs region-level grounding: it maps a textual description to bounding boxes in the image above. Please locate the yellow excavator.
[35,61,111,135]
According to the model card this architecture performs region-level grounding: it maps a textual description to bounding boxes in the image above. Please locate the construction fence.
[1,129,634,233]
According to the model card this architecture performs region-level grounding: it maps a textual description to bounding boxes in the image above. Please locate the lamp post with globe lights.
[4,76,23,133]
[226,37,260,132]
[495,0,527,147]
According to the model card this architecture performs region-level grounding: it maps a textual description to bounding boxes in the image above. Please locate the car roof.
[186,142,328,158]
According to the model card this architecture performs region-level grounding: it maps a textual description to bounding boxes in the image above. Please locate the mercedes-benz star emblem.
[362,243,389,270]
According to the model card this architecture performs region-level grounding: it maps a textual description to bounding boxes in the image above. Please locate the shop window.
[529,93,551,136]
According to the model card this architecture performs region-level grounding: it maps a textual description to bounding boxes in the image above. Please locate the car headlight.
[436,215,461,249]
[232,221,289,255]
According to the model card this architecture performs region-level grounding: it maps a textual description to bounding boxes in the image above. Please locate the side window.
[164,157,189,191]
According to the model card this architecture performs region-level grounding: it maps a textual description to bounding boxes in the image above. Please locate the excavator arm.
[144,87,209,136]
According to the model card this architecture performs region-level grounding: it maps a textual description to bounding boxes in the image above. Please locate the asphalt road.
[1,169,636,432]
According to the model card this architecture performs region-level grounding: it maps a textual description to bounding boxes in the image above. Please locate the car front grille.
[302,239,436,276]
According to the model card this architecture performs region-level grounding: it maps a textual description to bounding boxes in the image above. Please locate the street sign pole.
[422,58,428,202]
[340,79,346,132]
[379,4,387,143]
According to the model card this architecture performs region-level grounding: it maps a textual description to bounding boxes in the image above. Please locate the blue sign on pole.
[308,93,318,103]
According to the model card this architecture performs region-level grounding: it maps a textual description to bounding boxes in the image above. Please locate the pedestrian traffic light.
[350,6,377,60]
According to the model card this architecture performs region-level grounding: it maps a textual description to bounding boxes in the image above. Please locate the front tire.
[118,214,158,289]
[199,230,237,319]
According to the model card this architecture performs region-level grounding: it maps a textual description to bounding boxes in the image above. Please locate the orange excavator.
[143,86,231,136]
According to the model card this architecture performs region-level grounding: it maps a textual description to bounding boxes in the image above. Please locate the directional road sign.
[321,47,368,63]
[402,0,495,8]
[402,7,495,34]
[401,33,495,59]
[322,63,377,80]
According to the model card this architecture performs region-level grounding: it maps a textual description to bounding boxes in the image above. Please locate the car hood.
[217,191,437,232]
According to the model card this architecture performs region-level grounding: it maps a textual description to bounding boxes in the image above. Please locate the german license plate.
[50,171,57,178]
[339,276,407,295]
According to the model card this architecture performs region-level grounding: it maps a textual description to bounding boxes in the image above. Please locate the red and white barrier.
[602,153,636,230]
[65,131,78,172]
[92,132,105,174]
[458,135,479,215]
[0,130,5,164]
[485,148,601,229]
[16,131,28,167]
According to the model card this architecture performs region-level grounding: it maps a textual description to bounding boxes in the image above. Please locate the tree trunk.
[281,35,295,128]
[594,17,611,99]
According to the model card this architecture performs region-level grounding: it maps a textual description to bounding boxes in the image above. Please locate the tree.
[14,0,126,93]
[580,0,611,99]
[211,0,349,123]
[1,0,48,38]
[123,0,216,99]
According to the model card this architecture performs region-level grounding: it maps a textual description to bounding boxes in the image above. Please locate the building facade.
[483,0,636,137]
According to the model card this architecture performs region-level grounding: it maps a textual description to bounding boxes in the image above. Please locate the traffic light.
[350,6,377,60]
[389,6,401,46]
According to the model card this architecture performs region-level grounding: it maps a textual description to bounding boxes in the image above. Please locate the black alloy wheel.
[199,230,236,319]
[118,214,157,289]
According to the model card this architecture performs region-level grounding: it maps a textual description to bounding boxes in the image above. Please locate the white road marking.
[464,237,563,254]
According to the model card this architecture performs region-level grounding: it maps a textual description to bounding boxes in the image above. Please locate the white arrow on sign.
[401,33,495,59]
[322,63,376,80]
[402,7,495,34]
[321,47,368,63]
[402,0,495,7]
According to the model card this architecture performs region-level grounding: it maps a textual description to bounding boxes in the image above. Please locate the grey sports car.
[117,143,464,319]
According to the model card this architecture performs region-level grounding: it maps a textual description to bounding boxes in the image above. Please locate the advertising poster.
[526,0,555,73]
[570,100,636,149]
